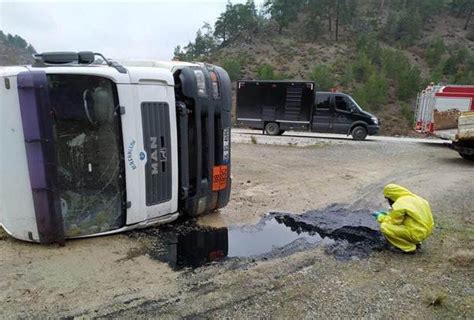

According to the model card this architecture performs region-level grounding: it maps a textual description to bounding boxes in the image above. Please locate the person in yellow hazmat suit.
[372,184,434,253]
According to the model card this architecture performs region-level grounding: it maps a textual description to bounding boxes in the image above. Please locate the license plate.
[223,127,230,164]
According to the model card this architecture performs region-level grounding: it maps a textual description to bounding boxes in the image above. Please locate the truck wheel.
[265,122,280,136]
[459,152,474,161]
[351,126,368,141]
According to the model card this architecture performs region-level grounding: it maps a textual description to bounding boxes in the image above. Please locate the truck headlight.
[210,70,220,99]
[371,117,379,125]
[194,70,207,97]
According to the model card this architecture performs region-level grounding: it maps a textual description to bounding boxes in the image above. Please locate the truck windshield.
[47,74,125,237]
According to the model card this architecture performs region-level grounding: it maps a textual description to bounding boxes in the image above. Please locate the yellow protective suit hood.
[383,184,413,202]
[378,184,434,252]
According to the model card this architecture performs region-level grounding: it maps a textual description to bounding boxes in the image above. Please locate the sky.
[0,0,264,60]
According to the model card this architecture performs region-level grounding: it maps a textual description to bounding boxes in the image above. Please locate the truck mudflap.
[176,65,232,216]
[17,71,65,244]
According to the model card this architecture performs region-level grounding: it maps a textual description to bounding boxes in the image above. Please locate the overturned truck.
[0,52,232,244]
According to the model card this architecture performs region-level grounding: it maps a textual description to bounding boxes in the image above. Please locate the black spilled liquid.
[146,216,333,270]
[228,218,334,256]
[137,205,387,270]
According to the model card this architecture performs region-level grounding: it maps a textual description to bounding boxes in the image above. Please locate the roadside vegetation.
[0,31,36,54]
[174,0,474,135]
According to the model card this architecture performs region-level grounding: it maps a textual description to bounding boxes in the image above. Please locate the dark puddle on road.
[130,204,387,270]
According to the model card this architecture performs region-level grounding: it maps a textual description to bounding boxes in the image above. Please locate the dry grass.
[448,249,474,268]
[426,291,448,307]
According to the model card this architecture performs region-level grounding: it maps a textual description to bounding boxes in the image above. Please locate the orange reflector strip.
[212,165,228,191]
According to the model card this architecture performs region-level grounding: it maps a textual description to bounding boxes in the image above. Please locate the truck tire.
[459,152,474,161]
[265,122,280,136]
[351,126,368,141]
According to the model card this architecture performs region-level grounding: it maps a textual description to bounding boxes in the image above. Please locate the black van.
[236,80,380,140]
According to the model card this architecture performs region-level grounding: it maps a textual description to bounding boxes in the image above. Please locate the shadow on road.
[435,155,474,166]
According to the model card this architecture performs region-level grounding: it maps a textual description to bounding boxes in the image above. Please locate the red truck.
[415,84,474,160]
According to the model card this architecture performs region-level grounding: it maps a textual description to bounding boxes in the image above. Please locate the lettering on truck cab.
[150,136,168,175]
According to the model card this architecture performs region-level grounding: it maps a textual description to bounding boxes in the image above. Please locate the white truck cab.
[0,51,232,244]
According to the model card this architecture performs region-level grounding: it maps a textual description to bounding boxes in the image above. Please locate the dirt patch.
[1,140,473,319]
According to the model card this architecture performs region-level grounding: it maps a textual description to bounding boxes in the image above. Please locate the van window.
[316,94,331,110]
[335,95,350,112]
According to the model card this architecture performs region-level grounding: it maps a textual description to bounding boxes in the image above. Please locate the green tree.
[388,0,444,21]
[192,23,217,57]
[353,71,388,110]
[439,45,474,83]
[255,64,288,80]
[306,0,332,32]
[308,64,335,90]
[221,59,242,81]
[380,48,407,79]
[26,44,36,54]
[396,65,422,101]
[172,23,217,60]
[303,9,323,41]
[264,0,303,33]
[6,34,29,49]
[305,0,355,40]
[256,64,276,79]
[365,71,389,107]
[450,0,474,29]
[382,10,422,46]
[214,1,258,44]
[425,38,446,67]
[443,55,458,75]
[356,33,382,65]
[352,53,375,82]
[173,45,187,61]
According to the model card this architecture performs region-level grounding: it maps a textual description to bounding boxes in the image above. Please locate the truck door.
[117,80,178,225]
[312,93,332,132]
[332,95,354,134]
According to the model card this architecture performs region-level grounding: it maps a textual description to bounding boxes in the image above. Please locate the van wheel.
[265,122,280,136]
[459,152,474,161]
[351,126,368,140]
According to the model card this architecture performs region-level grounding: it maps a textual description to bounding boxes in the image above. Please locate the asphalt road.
[232,128,448,146]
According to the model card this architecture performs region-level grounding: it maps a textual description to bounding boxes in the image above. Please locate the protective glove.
[372,211,387,220]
